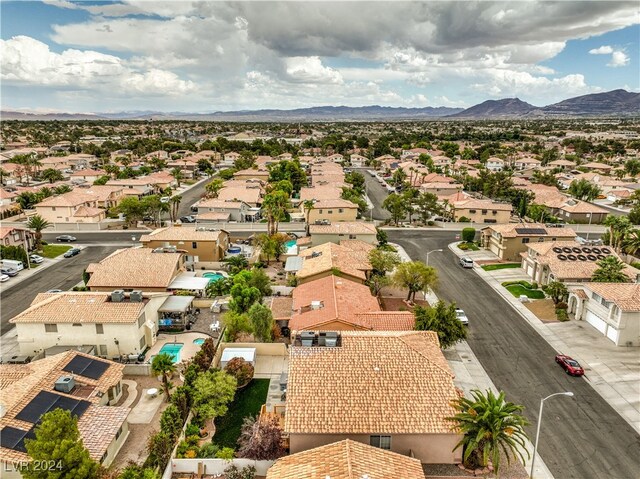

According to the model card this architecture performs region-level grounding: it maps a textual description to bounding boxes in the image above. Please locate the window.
[469,209,476,213]
[137,312,146,328]
[73,323,82,327]
[338,208,344,213]
[327,210,333,214]
[492,210,497,215]
[349,234,357,239]
[192,242,197,249]
[318,209,323,214]
[482,209,488,214]
[52,207,56,211]
[45,324,58,333]
[115,426,123,440]
[99,344,107,356]
[96,324,104,334]
[139,336,146,350]
[522,238,530,244]
[370,435,391,450]
[538,237,545,242]
[592,293,602,303]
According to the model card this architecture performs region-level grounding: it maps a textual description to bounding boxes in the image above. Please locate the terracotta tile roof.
[86,248,182,289]
[140,226,224,243]
[352,311,415,330]
[285,331,457,435]
[266,439,425,479]
[10,291,146,324]
[338,239,376,254]
[310,198,358,209]
[452,198,513,212]
[300,185,344,202]
[0,226,28,239]
[297,243,372,282]
[217,186,261,204]
[70,168,106,176]
[73,206,105,217]
[35,191,98,207]
[309,222,377,236]
[197,212,231,221]
[270,297,294,321]
[196,198,245,209]
[585,283,640,311]
[481,223,576,239]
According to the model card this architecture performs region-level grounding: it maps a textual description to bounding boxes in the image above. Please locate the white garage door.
[585,311,607,334]
[606,326,619,344]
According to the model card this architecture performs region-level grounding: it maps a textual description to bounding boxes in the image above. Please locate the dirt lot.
[525,299,559,322]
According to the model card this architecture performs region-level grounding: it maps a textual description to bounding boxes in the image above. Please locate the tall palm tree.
[26,214,51,251]
[262,190,290,235]
[591,256,630,283]
[603,216,631,253]
[151,353,176,401]
[170,195,182,222]
[302,200,314,236]
[170,167,184,188]
[0,167,8,186]
[623,229,640,256]
[449,389,529,475]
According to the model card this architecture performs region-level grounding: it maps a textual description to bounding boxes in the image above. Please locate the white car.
[0,274,9,282]
[455,308,469,325]
[160,196,171,203]
[29,254,44,264]
[459,257,474,268]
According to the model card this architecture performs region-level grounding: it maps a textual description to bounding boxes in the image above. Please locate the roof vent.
[310,300,323,310]
[111,290,125,302]
[130,290,143,302]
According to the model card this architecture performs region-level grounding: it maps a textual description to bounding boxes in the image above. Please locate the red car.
[555,354,585,376]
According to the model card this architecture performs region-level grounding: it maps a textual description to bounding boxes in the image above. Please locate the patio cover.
[220,347,256,367]
[285,256,304,272]
[168,273,210,291]
[158,295,195,313]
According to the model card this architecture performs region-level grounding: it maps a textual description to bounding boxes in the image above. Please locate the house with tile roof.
[194,198,253,222]
[568,283,640,346]
[448,198,513,224]
[217,185,262,207]
[299,185,344,203]
[520,241,640,285]
[86,248,185,292]
[481,223,577,261]
[266,439,425,479]
[303,198,359,224]
[294,241,374,285]
[285,330,462,463]
[309,221,377,246]
[34,191,107,224]
[289,275,414,332]
[0,226,34,251]
[10,291,170,358]
[0,351,129,472]
[69,168,107,183]
[140,226,230,264]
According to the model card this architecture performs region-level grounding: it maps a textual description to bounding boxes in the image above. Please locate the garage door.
[606,326,619,344]
[585,311,607,334]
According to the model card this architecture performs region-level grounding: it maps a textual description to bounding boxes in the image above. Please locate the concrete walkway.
[120,379,140,409]
[448,241,640,436]
[128,387,164,424]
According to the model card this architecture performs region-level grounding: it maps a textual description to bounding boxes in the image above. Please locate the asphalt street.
[177,177,209,217]
[361,169,392,221]
[388,230,640,479]
[0,245,121,335]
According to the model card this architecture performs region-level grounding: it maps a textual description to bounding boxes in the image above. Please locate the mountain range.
[2,89,638,121]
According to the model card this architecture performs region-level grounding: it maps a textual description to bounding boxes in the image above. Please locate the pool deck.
[145,332,208,365]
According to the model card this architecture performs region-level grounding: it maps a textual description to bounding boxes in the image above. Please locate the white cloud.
[608,50,630,67]
[285,57,343,84]
[589,45,614,54]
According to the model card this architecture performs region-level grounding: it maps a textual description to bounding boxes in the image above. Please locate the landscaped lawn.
[502,282,546,299]
[213,378,270,449]
[457,242,480,251]
[41,244,72,258]
[482,263,522,271]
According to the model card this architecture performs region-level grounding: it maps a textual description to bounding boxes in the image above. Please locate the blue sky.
[1,1,638,112]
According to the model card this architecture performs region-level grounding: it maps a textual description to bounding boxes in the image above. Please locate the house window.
[538,237,545,242]
[370,435,391,450]
[96,324,104,334]
[327,210,333,214]
[469,209,476,213]
[492,210,497,215]
[192,242,197,249]
[522,238,530,244]
[349,234,356,239]
[338,209,344,213]
[482,209,488,214]
[52,207,56,211]
[115,426,123,440]
[99,344,107,356]
[45,324,58,333]
[139,336,146,350]
[137,313,146,328]
[73,323,82,327]
[318,209,323,214]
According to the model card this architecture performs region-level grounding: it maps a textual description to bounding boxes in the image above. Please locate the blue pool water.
[285,240,296,247]
[158,343,184,363]
[193,338,205,346]
[203,272,224,282]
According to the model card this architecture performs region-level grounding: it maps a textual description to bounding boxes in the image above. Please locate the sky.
[1,1,639,113]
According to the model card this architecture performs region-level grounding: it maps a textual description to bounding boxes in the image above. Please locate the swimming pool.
[203,272,225,282]
[158,343,184,363]
[285,239,296,248]
[193,338,205,346]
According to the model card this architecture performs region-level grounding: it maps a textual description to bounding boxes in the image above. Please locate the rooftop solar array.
[14,390,90,424]
[515,228,547,235]
[63,355,110,380]
[0,426,35,452]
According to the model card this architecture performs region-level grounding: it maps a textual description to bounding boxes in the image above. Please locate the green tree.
[630,205,640,225]
[376,228,388,246]
[146,432,173,471]
[531,170,559,187]
[414,192,439,223]
[262,190,290,235]
[449,389,529,474]
[591,256,631,283]
[392,260,438,301]
[603,215,631,252]
[23,409,98,479]
[159,404,183,441]
[267,159,307,193]
[118,464,159,479]
[624,158,640,177]
[54,184,72,195]
[224,255,248,274]
[191,370,237,421]
[205,178,224,198]
[544,281,568,304]
[303,200,315,235]
[170,167,184,187]
[40,168,64,183]
[568,178,602,201]
[391,168,407,187]
[170,195,182,222]
[229,283,262,314]
[93,175,110,186]
[382,193,408,226]
[117,197,145,226]
[623,229,640,256]
[222,311,252,342]
[247,302,274,342]
[414,302,467,349]
[461,227,476,243]
[255,233,287,264]
[151,353,176,400]
[26,214,51,251]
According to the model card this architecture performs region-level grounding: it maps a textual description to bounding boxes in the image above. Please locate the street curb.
[0,255,64,292]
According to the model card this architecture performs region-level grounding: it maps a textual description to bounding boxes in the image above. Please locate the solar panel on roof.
[63,355,110,380]
[0,426,35,452]
[14,390,91,424]
[515,228,547,235]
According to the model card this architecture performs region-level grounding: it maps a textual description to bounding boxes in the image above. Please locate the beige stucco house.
[305,199,358,223]
[309,221,377,246]
[449,198,512,223]
[34,191,106,223]
[481,223,577,261]
[140,226,230,266]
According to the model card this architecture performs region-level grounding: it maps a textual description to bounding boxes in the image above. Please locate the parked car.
[459,257,474,268]
[46,289,63,293]
[56,235,77,242]
[1,259,24,271]
[63,248,81,258]
[455,308,469,325]
[1,274,9,282]
[180,215,196,223]
[0,267,19,277]
[555,354,585,376]
[160,196,171,203]
[29,254,44,264]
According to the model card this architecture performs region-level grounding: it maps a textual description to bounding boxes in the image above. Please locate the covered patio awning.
[285,256,304,272]
[167,273,210,291]
[158,295,195,313]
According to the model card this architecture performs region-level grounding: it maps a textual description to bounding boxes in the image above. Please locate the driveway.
[388,230,640,479]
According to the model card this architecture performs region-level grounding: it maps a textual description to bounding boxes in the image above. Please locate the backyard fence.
[164,458,275,478]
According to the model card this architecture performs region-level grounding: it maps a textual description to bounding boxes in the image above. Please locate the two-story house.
[481,223,577,261]
[34,191,106,223]
[195,198,253,222]
[449,198,512,223]
[140,226,230,267]
[486,157,506,172]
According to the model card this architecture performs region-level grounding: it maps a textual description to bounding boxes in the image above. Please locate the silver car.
[459,257,474,268]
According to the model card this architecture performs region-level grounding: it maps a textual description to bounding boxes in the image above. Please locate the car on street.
[1,274,9,282]
[0,267,19,277]
[56,235,77,242]
[29,254,44,264]
[160,196,171,203]
[63,247,81,258]
[180,215,196,223]
[459,257,474,268]
[46,289,63,293]
[455,308,469,325]
[555,354,585,376]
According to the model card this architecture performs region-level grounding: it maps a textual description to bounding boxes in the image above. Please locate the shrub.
[458,216,471,222]
[224,357,255,387]
[531,281,538,289]
[556,309,569,321]
[237,416,285,460]
[160,404,183,441]
[197,443,220,458]
[224,465,255,479]
[427,220,435,226]
[216,447,236,459]
[556,301,569,310]
[41,240,48,246]
[458,243,469,250]
[631,261,640,270]
[462,227,476,243]
[185,423,200,437]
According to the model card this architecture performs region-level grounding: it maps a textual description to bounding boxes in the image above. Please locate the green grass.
[213,378,270,449]
[482,263,522,271]
[457,242,480,251]
[40,244,72,258]
[502,282,545,299]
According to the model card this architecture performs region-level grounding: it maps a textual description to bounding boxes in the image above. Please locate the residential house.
[74,185,126,209]
[195,199,254,222]
[140,226,230,266]
[217,186,262,207]
[289,275,414,332]
[233,167,270,182]
[285,330,462,463]
[305,199,358,223]
[419,182,463,197]
[326,153,344,163]
[0,226,34,251]
[266,439,425,479]
[221,152,240,167]
[309,221,377,246]
[145,171,177,190]
[568,283,640,346]
[70,168,106,183]
[294,241,374,285]
[514,157,541,170]
[106,178,154,197]
[520,241,639,285]
[481,223,577,261]
[34,191,106,223]
[582,162,614,174]
[349,154,368,167]
[449,198,512,223]
[0,351,129,476]
[545,197,609,224]
[86,248,185,292]
[548,159,575,170]
[486,157,506,172]
[299,185,344,203]
[400,148,429,160]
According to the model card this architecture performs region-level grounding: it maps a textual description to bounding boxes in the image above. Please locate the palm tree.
[392,260,437,301]
[205,178,224,198]
[302,200,314,236]
[26,214,51,251]
[0,167,8,186]
[591,256,631,283]
[623,229,640,256]
[170,167,184,188]
[224,255,249,275]
[53,185,72,195]
[603,216,631,253]
[449,389,529,474]
[262,190,290,235]
[170,195,182,222]
[151,353,176,401]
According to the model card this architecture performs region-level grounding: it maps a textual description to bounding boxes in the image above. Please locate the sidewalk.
[392,242,554,479]
[448,241,640,435]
